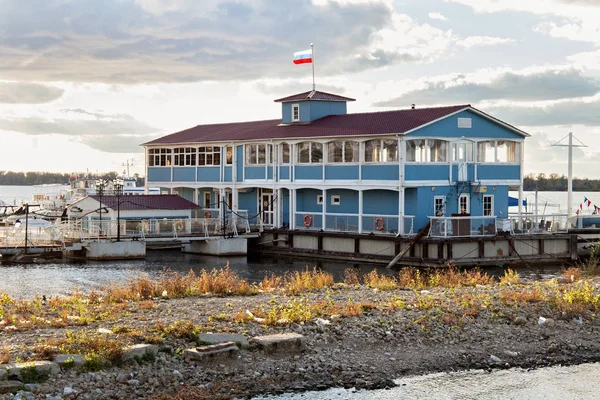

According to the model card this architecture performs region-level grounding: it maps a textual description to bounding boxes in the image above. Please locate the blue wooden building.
[142,90,528,237]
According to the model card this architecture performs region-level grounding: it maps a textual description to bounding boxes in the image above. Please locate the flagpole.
[311,43,315,91]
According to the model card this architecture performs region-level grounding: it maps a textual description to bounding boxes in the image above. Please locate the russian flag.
[293,49,312,64]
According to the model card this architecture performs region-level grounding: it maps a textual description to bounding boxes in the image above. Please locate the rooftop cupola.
[274,90,355,124]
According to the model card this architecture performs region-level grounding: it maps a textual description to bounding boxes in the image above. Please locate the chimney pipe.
[411,104,416,109]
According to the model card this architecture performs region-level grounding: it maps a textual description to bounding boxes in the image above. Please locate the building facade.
[142,91,528,236]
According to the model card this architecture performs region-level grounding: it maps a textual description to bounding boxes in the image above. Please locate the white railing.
[292,212,415,236]
[428,216,497,238]
[506,214,569,234]
[0,225,66,248]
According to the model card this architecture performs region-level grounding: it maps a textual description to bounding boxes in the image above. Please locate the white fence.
[293,212,415,236]
[505,214,569,234]
[428,216,497,238]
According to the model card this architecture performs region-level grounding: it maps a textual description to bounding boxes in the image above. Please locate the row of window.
[434,195,494,216]
[149,139,520,167]
[408,140,520,163]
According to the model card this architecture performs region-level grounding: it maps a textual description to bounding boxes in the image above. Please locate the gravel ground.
[1,280,600,399]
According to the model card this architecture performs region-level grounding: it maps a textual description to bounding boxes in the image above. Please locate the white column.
[358,189,363,234]
[398,136,405,235]
[144,147,149,194]
[518,140,524,226]
[290,188,296,229]
[322,189,327,230]
[399,187,405,235]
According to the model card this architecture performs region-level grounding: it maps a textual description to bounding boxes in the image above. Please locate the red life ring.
[204,211,211,218]
[303,214,313,227]
[175,221,184,232]
[375,217,385,231]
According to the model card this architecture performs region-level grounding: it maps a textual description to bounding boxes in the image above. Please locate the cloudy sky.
[2,0,600,178]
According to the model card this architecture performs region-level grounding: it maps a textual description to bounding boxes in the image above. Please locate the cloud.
[0,82,64,104]
[374,69,600,106]
[0,0,454,84]
[457,36,516,49]
[428,12,448,21]
[0,109,158,152]
[254,82,348,97]
[488,99,600,126]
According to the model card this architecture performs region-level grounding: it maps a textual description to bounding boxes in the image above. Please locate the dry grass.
[499,269,520,285]
[560,267,582,283]
[363,270,398,290]
[0,347,10,364]
[343,268,361,286]
[554,280,600,316]
[499,287,546,305]
[283,268,335,295]
[46,329,125,367]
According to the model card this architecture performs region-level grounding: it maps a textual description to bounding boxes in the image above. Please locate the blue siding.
[362,165,399,180]
[325,165,359,180]
[405,165,449,181]
[281,100,348,124]
[267,167,273,180]
[175,187,195,202]
[148,167,171,182]
[197,167,220,182]
[404,188,418,217]
[280,166,290,180]
[296,189,323,213]
[224,167,232,182]
[363,190,398,215]
[295,165,323,180]
[326,189,358,214]
[236,146,244,182]
[238,189,258,223]
[173,167,195,182]
[245,166,266,180]
[309,101,347,121]
[282,189,290,226]
[477,165,520,180]
[407,110,524,139]
[451,164,476,182]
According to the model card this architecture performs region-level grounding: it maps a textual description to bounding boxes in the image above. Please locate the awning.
[508,196,527,207]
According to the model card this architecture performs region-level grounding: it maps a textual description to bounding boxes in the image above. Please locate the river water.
[256,363,600,400]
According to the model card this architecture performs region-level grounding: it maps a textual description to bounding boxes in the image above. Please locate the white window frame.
[331,195,341,205]
[327,140,359,164]
[317,195,323,205]
[198,146,221,166]
[292,104,300,122]
[434,196,446,216]
[483,195,494,216]
[458,194,470,214]
[296,141,323,164]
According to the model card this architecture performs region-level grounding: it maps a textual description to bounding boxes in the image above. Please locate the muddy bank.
[1,277,600,399]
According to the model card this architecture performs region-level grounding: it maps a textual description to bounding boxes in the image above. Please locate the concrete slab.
[0,380,24,394]
[183,342,239,362]
[122,344,158,361]
[249,333,305,354]
[6,361,60,381]
[53,354,85,368]
[197,333,249,348]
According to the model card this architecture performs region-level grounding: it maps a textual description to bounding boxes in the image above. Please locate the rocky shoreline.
[1,271,600,399]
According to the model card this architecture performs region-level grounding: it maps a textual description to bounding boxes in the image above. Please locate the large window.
[477,140,520,163]
[173,147,196,166]
[148,148,171,166]
[225,146,233,165]
[452,142,474,162]
[364,139,398,162]
[483,195,494,216]
[328,140,358,163]
[297,142,323,163]
[246,144,273,165]
[281,143,290,164]
[406,139,448,162]
[198,146,220,166]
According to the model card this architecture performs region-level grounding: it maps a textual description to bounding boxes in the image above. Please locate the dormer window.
[292,104,300,122]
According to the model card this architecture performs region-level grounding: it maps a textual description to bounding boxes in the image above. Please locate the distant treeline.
[0,171,145,187]
[524,173,600,191]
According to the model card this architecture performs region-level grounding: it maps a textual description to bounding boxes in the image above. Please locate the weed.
[83,352,104,372]
[343,268,361,286]
[561,267,582,282]
[0,347,10,364]
[363,271,398,290]
[284,268,334,295]
[499,269,520,285]
[258,273,282,292]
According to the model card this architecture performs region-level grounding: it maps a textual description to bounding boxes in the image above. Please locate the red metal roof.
[274,90,356,103]
[143,105,470,146]
[89,195,201,211]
